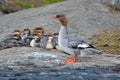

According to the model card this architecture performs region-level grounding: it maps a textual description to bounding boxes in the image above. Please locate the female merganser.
[52,14,103,64]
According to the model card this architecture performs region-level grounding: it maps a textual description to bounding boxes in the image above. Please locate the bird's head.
[23,28,31,36]
[52,14,68,27]
[13,34,22,40]
[32,34,41,42]
[33,27,44,37]
[12,29,21,35]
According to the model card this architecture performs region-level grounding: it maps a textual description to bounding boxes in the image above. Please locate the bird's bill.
[51,16,57,19]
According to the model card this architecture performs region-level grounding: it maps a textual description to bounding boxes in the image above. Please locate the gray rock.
[100,0,120,10]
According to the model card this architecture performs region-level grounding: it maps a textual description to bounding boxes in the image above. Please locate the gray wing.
[67,36,94,49]
[40,36,48,48]
[52,37,58,46]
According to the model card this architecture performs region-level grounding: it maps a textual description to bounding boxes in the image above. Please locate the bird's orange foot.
[65,54,77,65]
[66,58,76,64]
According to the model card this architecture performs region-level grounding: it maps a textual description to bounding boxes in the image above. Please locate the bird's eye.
[56,15,60,18]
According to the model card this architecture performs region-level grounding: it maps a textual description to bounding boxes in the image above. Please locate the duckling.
[0,34,22,50]
[33,26,44,37]
[4,29,21,40]
[45,34,55,50]
[30,27,44,47]
[52,33,59,49]
[0,30,20,50]
[21,28,31,39]
[30,34,40,47]
[21,28,33,46]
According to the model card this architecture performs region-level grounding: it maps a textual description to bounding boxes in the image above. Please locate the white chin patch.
[77,43,89,48]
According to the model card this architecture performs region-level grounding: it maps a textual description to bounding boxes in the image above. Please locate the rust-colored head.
[13,34,22,40]
[33,27,44,37]
[52,14,68,26]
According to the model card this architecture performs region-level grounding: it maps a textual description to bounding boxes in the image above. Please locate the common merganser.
[52,14,103,64]
[0,34,22,50]
[52,33,59,49]
[30,35,40,47]
[21,28,31,39]
[4,29,21,40]
[30,34,55,50]
[33,27,44,38]
[30,27,44,48]
[20,28,33,46]
[45,35,54,49]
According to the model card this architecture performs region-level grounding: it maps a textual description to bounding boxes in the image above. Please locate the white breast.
[45,39,54,49]
[30,39,36,47]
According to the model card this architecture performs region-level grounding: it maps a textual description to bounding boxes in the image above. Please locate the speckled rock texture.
[0,0,120,80]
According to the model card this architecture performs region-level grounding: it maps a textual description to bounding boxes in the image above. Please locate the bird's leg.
[65,54,77,64]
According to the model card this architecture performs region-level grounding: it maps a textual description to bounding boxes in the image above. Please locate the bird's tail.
[80,48,104,56]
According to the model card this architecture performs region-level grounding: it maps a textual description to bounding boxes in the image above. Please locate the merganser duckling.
[52,14,103,64]
[21,28,31,39]
[30,27,44,48]
[21,28,33,46]
[4,29,21,40]
[33,27,44,37]
[0,34,22,50]
[30,34,55,49]
[33,27,55,49]
[30,27,45,47]
[7,34,22,47]
[30,35,40,47]
[45,34,54,49]
[52,33,59,49]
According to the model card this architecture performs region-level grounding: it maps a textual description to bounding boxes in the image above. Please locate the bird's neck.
[59,25,68,37]
[58,25,68,46]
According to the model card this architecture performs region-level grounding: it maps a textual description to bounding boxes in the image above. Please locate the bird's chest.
[30,40,36,47]
[45,40,54,49]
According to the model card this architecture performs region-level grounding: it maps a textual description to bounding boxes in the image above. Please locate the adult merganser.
[52,14,103,64]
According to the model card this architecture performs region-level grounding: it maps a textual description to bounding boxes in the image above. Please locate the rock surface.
[0,0,120,80]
